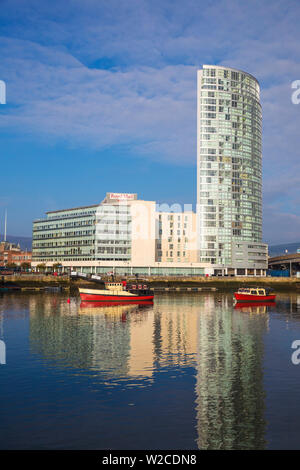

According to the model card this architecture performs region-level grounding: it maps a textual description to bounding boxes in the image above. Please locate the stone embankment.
[1,274,300,293]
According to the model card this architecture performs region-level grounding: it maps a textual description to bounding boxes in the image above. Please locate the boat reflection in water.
[234,301,276,314]
[79,301,153,321]
[195,294,268,450]
[4,291,300,449]
[80,300,153,309]
[28,293,269,449]
[29,294,156,380]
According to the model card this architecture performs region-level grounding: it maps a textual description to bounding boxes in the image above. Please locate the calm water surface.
[0,291,300,449]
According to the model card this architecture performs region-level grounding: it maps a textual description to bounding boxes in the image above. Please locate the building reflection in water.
[29,294,199,380]
[195,295,268,449]
[29,295,155,379]
[152,295,198,369]
[28,292,288,449]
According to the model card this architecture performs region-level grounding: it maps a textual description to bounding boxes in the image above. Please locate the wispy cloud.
[1,0,300,242]
[0,37,197,163]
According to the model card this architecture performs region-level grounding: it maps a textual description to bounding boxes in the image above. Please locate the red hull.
[80,293,154,302]
[80,300,153,308]
[234,293,276,302]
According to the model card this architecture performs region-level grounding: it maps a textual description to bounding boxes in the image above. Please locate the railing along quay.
[150,286,217,292]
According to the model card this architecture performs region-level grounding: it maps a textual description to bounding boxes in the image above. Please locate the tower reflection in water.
[29,293,271,449]
[195,295,268,449]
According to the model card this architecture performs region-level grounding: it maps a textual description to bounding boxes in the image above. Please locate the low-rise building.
[32,193,204,276]
[0,241,32,267]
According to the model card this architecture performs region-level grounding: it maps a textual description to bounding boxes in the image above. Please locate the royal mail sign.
[107,193,137,201]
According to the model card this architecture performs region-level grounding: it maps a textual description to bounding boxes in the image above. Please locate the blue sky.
[0,0,300,244]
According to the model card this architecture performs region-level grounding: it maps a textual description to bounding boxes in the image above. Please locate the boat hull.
[80,300,153,308]
[0,286,21,292]
[79,292,154,302]
[234,293,276,302]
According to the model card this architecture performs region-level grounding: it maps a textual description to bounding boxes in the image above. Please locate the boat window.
[258,290,264,295]
[250,290,257,295]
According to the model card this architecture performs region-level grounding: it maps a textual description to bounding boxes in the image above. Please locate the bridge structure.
[268,253,300,276]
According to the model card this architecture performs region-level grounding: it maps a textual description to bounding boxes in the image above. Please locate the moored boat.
[0,284,21,292]
[78,280,154,303]
[234,286,276,302]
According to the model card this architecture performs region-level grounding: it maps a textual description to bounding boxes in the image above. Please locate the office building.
[32,193,205,276]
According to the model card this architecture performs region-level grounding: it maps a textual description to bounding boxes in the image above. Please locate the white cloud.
[1,0,300,242]
[0,37,197,163]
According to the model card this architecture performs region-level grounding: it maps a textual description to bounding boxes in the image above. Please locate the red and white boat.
[78,281,154,303]
[234,286,276,302]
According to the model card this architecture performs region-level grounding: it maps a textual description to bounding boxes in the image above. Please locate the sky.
[0,0,300,244]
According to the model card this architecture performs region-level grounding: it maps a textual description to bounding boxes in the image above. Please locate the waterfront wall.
[2,274,300,291]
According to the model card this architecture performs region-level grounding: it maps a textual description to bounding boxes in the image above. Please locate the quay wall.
[1,275,300,292]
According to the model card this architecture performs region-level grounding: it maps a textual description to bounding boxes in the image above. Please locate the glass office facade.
[32,196,204,276]
[33,202,133,264]
[95,204,132,261]
[197,65,262,265]
[32,206,97,263]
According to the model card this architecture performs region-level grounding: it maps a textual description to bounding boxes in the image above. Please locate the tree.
[21,262,31,271]
[36,263,46,272]
[52,263,62,271]
[6,262,17,268]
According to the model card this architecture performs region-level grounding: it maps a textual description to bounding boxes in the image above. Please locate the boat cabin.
[237,287,272,296]
[104,282,124,291]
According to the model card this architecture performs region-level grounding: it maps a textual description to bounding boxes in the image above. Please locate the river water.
[0,291,300,449]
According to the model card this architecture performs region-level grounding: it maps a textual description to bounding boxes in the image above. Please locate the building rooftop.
[201,64,260,85]
[45,204,99,215]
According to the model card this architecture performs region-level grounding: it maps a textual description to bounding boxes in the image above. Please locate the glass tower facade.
[197,65,262,266]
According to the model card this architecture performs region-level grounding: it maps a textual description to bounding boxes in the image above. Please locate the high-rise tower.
[197,65,265,273]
